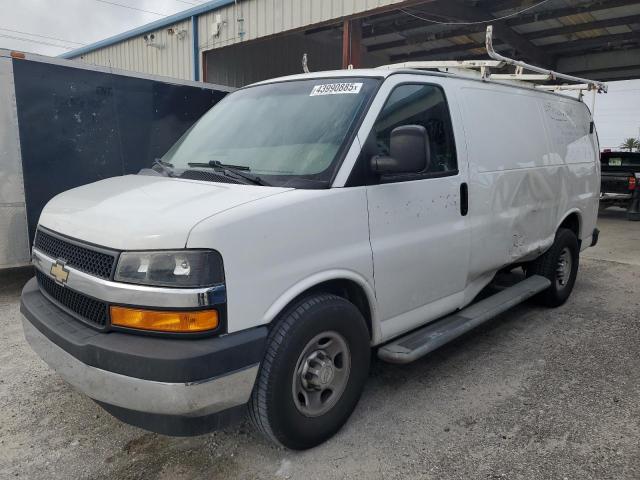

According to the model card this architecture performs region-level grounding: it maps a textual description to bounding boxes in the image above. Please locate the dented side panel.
[541,97,600,244]
[458,84,598,285]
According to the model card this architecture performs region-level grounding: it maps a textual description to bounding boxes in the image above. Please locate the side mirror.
[370,125,431,175]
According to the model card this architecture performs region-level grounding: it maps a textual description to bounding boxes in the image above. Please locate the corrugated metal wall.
[198,0,409,56]
[204,32,342,87]
[77,19,193,80]
[204,30,387,87]
[71,0,411,81]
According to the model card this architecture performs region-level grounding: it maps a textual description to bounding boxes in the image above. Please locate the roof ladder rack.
[377,25,608,97]
[483,25,607,94]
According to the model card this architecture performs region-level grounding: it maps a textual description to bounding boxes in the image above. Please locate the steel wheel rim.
[292,331,351,417]
[556,247,573,289]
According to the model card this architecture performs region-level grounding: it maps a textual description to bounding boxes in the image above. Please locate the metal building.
[62,0,640,87]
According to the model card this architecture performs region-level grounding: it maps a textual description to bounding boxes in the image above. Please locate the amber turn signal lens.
[110,306,219,333]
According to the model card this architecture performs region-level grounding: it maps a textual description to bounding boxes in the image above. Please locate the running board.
[377,275,551,364]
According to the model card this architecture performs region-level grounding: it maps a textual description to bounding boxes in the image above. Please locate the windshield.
[161,77,379,188]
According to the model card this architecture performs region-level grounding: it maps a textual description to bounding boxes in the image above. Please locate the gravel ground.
[1,209,638,480]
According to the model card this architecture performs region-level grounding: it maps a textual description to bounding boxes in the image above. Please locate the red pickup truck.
[600,151,640,221]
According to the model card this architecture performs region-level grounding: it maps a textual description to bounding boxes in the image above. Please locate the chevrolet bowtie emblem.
[50,261,70,285]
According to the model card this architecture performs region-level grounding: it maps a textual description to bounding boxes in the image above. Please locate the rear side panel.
[0,55,30,268]
[541,95,599,243]
[460,85,560,281]
[458,83,598,283]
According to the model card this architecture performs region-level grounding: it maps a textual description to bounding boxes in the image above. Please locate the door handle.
[460,182,468,216]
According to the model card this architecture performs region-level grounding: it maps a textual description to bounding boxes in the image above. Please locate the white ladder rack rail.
[376,25,608,105]
[484,25,607,94]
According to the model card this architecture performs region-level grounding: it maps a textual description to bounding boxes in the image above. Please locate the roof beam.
[546,32,640,55]
[378,0,552,66]
[363,0,632,44]
[388,33,640,70]
[507,0,634,26]
[557,47,640,73]
[567,68,640,82]
[558,47,640,81]
[571,65,640,79]
[389,39,506,62]
[482,0,540,11]
[526,13,640,40]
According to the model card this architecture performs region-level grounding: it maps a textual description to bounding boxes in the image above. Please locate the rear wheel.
[526,228,579,307]
[248,293,370,450]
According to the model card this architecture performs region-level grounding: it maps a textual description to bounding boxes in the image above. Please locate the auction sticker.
[310,82,363,96]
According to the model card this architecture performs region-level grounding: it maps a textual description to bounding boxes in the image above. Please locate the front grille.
[34,229,116,279]
[36,270,108,328]
[179,170,243,184]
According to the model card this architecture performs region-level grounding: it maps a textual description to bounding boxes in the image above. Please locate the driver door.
[364,79,471,340]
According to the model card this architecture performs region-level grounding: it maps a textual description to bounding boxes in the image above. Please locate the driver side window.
[373,83,458,176]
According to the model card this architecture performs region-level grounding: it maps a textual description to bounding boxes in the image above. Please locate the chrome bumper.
[23,317,258,417]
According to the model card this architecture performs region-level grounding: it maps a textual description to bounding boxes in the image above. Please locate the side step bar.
[377,275,551,364]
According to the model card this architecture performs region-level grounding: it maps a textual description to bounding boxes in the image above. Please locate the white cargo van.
[21,65,601,449]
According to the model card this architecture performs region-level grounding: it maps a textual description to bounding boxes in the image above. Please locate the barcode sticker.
[310,82,363,96]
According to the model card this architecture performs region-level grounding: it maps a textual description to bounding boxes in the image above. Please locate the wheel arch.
[262,270,379,344]
[557,209,582,242]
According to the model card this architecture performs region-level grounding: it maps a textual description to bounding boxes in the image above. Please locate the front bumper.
[21,277,267,435]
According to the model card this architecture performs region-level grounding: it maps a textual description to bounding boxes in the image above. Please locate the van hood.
[38,175,292,250]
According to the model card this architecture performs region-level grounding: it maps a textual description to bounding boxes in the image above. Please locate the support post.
[191,15,200,81]
[342,18,362,69]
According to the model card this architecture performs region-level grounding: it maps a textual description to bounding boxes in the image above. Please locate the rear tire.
[248,293,370,450]
[526,228,579,307]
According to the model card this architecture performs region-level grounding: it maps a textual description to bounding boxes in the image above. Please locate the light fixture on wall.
[237,17,245,40]
[167,27,188,40]
[234,0,245,40]
[143,33,165,49]
[212,14,227,38]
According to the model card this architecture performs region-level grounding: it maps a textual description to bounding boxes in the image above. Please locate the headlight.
[114,250,224,287]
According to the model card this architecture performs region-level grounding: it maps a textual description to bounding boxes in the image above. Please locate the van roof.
[252,68,392,84]
[250,68,586,104]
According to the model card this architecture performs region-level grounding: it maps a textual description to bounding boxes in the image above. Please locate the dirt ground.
[1,208,638,480]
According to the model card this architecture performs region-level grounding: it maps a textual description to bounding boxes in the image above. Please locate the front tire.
[248,293,370,450]
[526,228,579,307]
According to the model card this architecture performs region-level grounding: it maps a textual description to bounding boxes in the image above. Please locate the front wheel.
[526,228,579,307]
[248,293,370,450]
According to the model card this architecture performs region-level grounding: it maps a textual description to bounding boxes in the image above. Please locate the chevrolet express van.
[21,68,600,450]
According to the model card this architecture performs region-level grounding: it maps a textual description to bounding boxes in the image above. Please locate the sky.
[1,0,639,149]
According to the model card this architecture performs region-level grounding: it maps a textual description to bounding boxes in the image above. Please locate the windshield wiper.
[212,161,251,171]
[152,158,175,177]
[187,160,270,186]
[189,160,251,171]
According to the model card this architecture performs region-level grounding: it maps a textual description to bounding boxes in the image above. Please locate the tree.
[619,137,640,152]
